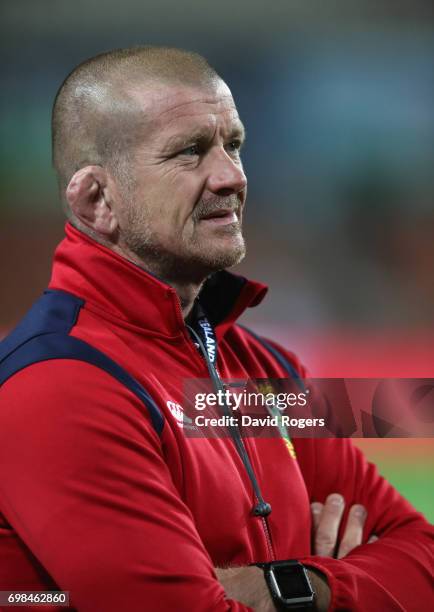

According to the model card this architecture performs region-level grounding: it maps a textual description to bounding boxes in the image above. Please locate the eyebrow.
[163,122,246,152]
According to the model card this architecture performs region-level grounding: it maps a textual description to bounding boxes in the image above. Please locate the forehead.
[130,80,243,140]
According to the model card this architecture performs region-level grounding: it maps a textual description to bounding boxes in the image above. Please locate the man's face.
[115,79,247,280]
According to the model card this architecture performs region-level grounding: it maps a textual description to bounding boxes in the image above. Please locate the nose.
[206,148,247,196]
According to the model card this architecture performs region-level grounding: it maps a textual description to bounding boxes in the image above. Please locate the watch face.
[271,563,313,602]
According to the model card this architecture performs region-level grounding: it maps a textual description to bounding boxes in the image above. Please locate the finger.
[337,504,367,559]
[368,535,379,544]
[311,502,324,532]
[314,493,345,557]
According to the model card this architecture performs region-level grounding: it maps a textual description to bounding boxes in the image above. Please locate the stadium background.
[1,1,433,521]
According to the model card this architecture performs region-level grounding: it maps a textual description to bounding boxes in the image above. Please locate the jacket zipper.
[261,516,276,561]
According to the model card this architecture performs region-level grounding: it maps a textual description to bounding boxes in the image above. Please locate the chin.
[196,241,246,272]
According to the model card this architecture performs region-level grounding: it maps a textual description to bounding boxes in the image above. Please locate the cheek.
[132,170,203,230]
[145,199,191,243]
[165,168,206,211]
[163,188,199,230]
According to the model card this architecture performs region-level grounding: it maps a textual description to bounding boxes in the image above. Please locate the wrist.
[215,566,275,612]
[305,568,330,612]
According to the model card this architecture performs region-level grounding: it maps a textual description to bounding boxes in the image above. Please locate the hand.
[308,494,378,610]
[311,493,377,558]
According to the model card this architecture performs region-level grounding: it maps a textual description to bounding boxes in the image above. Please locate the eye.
[179,144,200,156]
[226,140,243,154]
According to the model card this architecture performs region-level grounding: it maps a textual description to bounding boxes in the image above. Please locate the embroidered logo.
[166,400,195,429]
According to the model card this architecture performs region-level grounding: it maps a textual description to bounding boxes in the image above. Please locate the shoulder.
[0,359,162,447]
[222,323,308,379]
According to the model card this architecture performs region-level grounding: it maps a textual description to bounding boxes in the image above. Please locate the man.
[0,47,432,611]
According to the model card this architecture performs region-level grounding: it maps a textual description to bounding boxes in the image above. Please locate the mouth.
[199,208,239,226]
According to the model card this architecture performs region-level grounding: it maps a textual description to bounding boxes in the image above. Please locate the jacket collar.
[49,223,268,339]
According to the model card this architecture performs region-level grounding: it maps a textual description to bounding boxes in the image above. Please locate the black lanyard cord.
[186,323,272,518]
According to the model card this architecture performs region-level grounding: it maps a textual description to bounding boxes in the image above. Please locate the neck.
[69,223,207,319]
[169,280,202,319]
[111,242,205,319]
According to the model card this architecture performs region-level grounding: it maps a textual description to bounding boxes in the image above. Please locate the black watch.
[257,560,315,611]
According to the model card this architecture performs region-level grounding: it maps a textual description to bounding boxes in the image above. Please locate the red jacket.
[0,224,432,611]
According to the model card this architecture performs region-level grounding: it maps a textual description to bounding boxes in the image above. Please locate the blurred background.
[1,1,433,519]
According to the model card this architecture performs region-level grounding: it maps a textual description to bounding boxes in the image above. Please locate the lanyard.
[186,304,295,515]
[186,306,272,518]
[189,305,296,460]
[189,303,218,365]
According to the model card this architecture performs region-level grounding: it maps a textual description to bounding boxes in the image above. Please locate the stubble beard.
[121,197,246,283]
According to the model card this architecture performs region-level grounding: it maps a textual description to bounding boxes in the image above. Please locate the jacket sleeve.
[294,437,433,611]
[0,360,251,612]
[262,339,433,611]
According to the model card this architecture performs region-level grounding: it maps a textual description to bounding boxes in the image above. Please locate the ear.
[65,166,118,237]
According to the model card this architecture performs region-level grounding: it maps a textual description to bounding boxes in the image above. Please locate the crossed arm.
[216,493,373,611]
[216,438,433,612]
